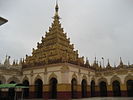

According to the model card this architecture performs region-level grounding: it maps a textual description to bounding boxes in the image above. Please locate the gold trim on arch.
[34,74,42,82]
[98,77,108,85]
[49,72,57,82]
[7,76,20,83]
[23,75,29,82]
[110,75,121,84]
[124,74,133,83]
[72,73,77,80]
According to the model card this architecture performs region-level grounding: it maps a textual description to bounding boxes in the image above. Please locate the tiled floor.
[22,97,133,100]
[72,97,133,100]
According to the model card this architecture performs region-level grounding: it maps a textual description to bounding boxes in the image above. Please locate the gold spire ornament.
[54,0,60,20]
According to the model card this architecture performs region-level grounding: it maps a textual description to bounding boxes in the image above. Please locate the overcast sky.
[0,0,133,66]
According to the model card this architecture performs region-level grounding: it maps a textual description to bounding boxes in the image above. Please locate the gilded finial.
[114,62,116,67]
[99,61,102,68]
[128,61,130,66]
[107,59,110,67]
[56,0,58,10]
[55,0,59,15]
[85,57,90,67]
[94,57,96,64]
[120,57,123,65]
[54,0,60,19]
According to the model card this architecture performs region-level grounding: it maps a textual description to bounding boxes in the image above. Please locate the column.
[121,84,127,97]
[29,85,35,99]
[43,85,49,99]
[107,85,113,96]
[57,84,71,100]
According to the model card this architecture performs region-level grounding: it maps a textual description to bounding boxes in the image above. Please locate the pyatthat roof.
[23,3,85,68]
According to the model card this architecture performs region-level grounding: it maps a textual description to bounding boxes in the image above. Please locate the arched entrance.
[112,80,121,96]
[81,79,87,98]
[71,78,77,98]
[8,81,16,100]
[99,81,107,97]
[35,79,43,98]
[127,80,133,97]
[49,78,57,99]
[91,80,95,97]
[23,80,29,98]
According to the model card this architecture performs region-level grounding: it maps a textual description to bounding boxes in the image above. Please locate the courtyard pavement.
[22,97,133,100]
[73,97,133,100]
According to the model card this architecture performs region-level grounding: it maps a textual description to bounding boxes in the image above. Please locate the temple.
[0,2,133,100]
[23,2,84,67]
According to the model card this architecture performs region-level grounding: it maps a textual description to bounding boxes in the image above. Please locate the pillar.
[57,84,71,100]
[121,84,127,97]
[87,85,91,97]
[95,85,100,96]
[107,85,113,96]
[29,85,35,99]
[43,85,49,100]
[77,85,82,98]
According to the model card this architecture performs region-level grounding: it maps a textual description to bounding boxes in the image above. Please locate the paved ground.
[73,97,133,100]
[22,97,133,100]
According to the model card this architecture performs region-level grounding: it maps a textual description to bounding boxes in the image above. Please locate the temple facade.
[0,2,133,100]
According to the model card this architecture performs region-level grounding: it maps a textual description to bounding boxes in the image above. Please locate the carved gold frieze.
[116,69,128,75]
[103,71,114,76]
[95,72,102,77]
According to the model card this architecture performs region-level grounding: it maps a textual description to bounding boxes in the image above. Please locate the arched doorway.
[99,81,107,97]
[127,80,133,97]
[81,79,87,98]
[23,80,29,98]
[112,80,121,96]
[49,78,57,99]
[71,78,77,98]
[91,80,95,97]
[8,81,16,100]
[35,79,43,98]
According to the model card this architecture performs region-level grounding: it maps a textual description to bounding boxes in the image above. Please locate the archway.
[71,78,77,98]
[112,80,121,96]
[81,79,87,98]
[49,78,57,99]
[127,80,133,97]
[8,81,16,100]
[91,80,95,97]
[23,80,29,98]
[99,81,107,97]
[35,79,43,98]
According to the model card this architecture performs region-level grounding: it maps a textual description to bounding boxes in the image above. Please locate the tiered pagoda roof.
[23,3,84,67]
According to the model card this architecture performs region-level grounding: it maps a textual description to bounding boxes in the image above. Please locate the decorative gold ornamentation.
[116,69,128,75]
[110,75,121,84]
[23,3,84,68]
[103,71,114,76]
[49,72,57,81]
[61,66,69,73]
[72,73,77,80]
[95,72,102,77]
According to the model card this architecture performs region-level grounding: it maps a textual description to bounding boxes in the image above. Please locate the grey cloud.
[0,0,133,66]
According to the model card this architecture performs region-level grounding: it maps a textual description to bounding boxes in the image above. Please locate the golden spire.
[54,0,60,19]
[85,57,90,67]
[107,59,111,68]
[23,0,84,67]
[120,57,123,65]
[55,0,59,14]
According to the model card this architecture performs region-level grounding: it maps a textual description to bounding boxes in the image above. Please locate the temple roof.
[23,2,84,67]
